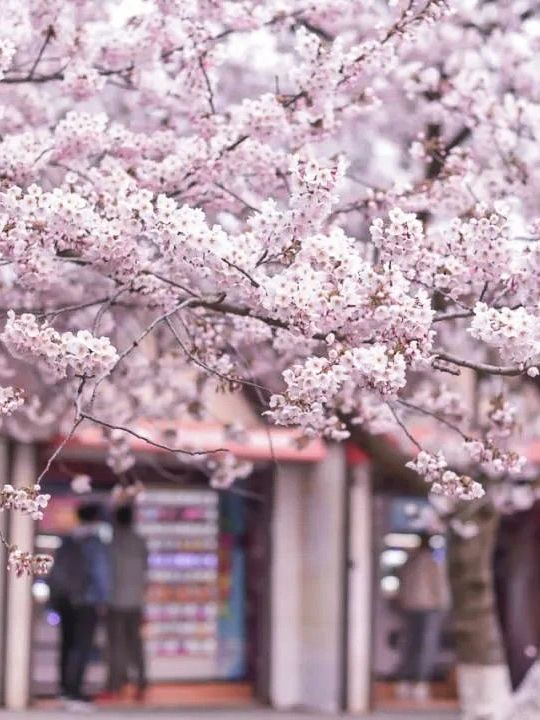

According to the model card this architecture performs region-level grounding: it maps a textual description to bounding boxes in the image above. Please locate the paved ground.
[0,710,459,719]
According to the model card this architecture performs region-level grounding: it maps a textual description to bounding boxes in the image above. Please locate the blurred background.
[0,403,537,717]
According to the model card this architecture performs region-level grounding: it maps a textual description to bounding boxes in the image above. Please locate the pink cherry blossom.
[0,0,537,543]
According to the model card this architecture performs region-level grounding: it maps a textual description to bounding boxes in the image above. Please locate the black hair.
[77,502,102,523]
[115,504,134,527]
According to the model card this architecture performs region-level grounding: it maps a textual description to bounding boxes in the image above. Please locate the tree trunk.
[447,501,512,720]
[495,510,540,689]
[498,509,540,719]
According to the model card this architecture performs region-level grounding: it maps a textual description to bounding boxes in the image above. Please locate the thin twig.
[433,310,474,323]
[219,257,260,288]
[92,286,130,334]
[387,403,423,452]
[397,398,470,440]
[36,416,84,485]
[198,56,216,114]
[214,182,260,213]
[225,134,249,152]
[0,297,111,320]
[80,413,227,456]
[28,26,54,79]
[145,271,198,297]
[90,297,199,406]
[165,317,270,392]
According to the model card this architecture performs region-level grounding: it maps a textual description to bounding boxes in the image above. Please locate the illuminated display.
[136,488,245,680]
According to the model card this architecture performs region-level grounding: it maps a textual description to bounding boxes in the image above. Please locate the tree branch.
[165,316,270,393]
[435,351,531,377]
[28,25,54,79]
[80,413,228,456]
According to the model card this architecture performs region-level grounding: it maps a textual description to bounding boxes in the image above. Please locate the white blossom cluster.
[485,394,519,439]
[7,548,53,577]
[0,0,539,520]
[0,483,50,520]
[1,312,118,380]
[267,344,410,439]
[370,205,520,300]
[406,450,485,500]
[469,303,540,370]
[464,439,526,477]
[0,385,24,416]
[370,208,425,264]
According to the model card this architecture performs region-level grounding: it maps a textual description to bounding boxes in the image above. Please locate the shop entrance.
[30,460,272,708]
[370,493,458,712]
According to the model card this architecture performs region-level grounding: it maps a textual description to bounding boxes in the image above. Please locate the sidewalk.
[0,710,459,719]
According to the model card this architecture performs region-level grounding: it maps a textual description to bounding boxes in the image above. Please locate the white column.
[346,463,373,714]
[457,665,511,720]
[0,438,9,701]
[270,463,303,708]
[4,443,36,710]
[299,444,347,713]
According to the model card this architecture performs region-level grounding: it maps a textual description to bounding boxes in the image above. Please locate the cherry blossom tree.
[0,0,539,716]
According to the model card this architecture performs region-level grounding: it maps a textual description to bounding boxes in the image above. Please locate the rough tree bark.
[447,501,512,720]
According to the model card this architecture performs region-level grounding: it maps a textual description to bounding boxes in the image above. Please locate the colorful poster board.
[136,488,246,681]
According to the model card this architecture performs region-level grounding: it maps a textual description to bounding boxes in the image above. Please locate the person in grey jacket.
[106,504,148,699]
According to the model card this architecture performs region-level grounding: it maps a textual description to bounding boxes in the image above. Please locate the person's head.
[76,501,102,524]
[115,504,134,528]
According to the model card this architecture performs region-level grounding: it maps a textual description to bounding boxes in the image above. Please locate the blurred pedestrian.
[106,504,148,701]
[397,532,450,701]
[49,501,111,710]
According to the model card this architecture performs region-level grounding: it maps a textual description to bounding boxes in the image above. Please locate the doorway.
[370,493,458,712]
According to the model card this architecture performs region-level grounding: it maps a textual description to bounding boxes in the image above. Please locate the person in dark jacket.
[50,502,111,707]
[106,504,148,700]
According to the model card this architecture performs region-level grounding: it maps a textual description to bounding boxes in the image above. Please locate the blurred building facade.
[0,419,472,714]
[0,405,377,714]
[10,383,539,713]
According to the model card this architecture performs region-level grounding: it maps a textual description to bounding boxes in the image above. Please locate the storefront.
[345,449,459,715]
[369,493,457,710]
[30,473,270,704]
[0,424,343,711]
[4,424,540,713]
[0,431,471,715]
